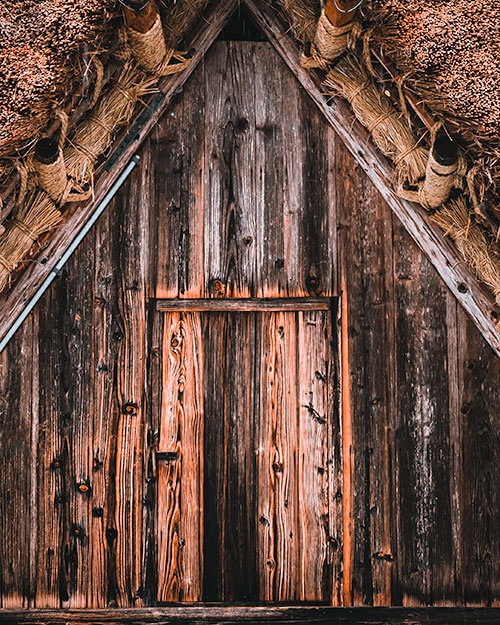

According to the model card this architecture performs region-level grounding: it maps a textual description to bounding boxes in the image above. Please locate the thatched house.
[0,1,498,622]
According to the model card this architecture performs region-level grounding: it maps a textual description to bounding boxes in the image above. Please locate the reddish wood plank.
[256,312,299,601]
[157,313,203,602]
[0,315,36,607]
[297,311,333,601]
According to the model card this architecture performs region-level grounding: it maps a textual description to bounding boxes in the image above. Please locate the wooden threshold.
[155,297,334,312]
[0,606,498,624]
[243,0,500,359]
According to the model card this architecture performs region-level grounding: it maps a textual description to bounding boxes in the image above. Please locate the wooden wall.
[0,41,498,608]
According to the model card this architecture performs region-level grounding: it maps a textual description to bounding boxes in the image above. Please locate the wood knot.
[209,278,226,296]
[122,401,138,415]
[272,462,283,473]
[306,275,321,294]
[54,493,66,506]
[106,527,118,543]
[51,457,63,470]
[71,524,85,540]
[92,507,104,518]
[76,481,91,495]
[373,552,395,562]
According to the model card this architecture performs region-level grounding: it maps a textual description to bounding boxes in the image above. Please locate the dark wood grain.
[0,606,498,624]
[335,142,396,606]
[155,298,333,311]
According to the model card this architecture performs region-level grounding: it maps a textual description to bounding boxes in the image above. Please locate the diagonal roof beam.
[0,0,239,347]
[243,0,500,358]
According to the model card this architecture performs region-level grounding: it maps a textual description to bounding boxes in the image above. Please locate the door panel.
[157,313,204,602]
[155,309,336,603]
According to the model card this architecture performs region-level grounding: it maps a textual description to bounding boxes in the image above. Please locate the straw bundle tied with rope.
[64,64,156,190]
[324,53,428,185]
[431,197,500,313]
[0,190,61,291]
[301,9,356,70]
[127,13,192,76]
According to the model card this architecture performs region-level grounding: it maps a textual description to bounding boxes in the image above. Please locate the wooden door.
[151,303,337,603]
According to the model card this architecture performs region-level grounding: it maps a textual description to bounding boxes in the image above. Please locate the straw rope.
[127,14,191,77]
[300,10,356,69]
[34,152,68,203]
[324,53,428,184]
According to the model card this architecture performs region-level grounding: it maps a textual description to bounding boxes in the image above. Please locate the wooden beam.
[243,0,500,358]
[0,607,498,624]
[155,297,333,312]
[0,0,239,347]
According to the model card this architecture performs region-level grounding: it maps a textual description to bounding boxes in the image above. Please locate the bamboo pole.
[324,0,362,27]
[122,0,158,33]
[34,138,68,203]
[308,0,362,65]
[420,131,458,209]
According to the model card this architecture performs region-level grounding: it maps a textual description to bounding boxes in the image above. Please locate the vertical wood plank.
[112,151,150,606]
[204,43,258,298]
[336,142,396,606]
[296,310,332,601]
[154,62,205,298]
[256,311,299,601]
[392,216,454,606]
[0,315,36,607]
[88,185,121,608]
[457,310,500,606]
[203,313,257,601]
[157,312,203,602]
[253,45,285,297]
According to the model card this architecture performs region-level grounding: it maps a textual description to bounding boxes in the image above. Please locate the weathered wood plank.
[156,298,333,311]
[0,606,498,624]
[456,310,500,606]
[88,185,121,607]
[0,315,36,607]
[243,0,500,358]
[112,155,150,606]
[154,61,205,298]
[157,313,203,602]
[336,143,397,606]
[203,313,257,601]
[256,312,299,601]
[203,42,259,298]
[253,43,285,297]
[296,311,333,601]
[392,217,454,606]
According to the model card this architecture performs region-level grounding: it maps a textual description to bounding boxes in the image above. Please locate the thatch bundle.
[0,191,61,291]
[324,54,428,185]
[431,198,500,310]
[64,65,156,190]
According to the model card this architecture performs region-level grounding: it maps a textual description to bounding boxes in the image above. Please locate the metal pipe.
[0,154,140,354]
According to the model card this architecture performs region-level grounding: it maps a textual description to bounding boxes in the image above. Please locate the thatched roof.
[0,1,116,161]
